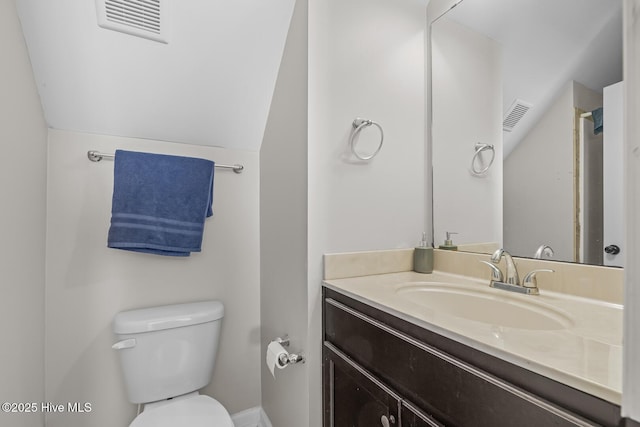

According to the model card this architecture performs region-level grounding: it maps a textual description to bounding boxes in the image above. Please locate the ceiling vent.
[96,0,169,44]
[503,99,532,132]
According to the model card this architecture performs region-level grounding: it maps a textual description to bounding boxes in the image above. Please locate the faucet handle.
[522,269,554,288]
[480,261,503,283]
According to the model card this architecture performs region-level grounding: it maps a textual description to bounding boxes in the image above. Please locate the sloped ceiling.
[16,0,296,151]
[447,0,622,158]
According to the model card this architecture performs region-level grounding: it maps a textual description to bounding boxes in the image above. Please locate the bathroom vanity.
[321,255,624,427]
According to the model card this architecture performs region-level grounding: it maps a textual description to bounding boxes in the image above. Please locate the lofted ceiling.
[16,0,296,151]
[446,0,622,158]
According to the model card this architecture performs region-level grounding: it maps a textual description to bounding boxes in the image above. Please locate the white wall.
[45,130,260,427]
[431,17,503,248]
[308,0,428,425]
[623,0,640,421]
[0,1,47,426]
[260,0,309,425]
[16,0,295,151]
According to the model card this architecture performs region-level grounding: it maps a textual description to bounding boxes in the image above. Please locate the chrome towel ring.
[471,142,495,176]
[350,118,384,160]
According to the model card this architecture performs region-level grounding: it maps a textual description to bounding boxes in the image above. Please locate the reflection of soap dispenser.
[439,231,458,250]
[413,232,433,274]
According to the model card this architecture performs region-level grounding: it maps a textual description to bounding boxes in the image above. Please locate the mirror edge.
[426,0,464,248]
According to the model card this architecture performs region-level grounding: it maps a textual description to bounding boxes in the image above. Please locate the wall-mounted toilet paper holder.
[274,336,305,366]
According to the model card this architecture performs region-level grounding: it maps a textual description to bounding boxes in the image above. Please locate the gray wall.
[260,0,310,425]
[0,1,47,426]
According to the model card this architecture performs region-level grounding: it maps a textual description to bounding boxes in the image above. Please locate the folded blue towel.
[107,150,215,257]
[592,107,603,135]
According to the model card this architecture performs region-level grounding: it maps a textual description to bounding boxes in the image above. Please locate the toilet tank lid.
[113,301,224,334]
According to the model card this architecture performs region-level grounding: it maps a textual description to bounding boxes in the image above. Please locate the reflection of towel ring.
[350,118,384,160]
[471,142,495,175]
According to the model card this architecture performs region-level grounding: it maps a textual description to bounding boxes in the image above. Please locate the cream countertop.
[324,270,623,405]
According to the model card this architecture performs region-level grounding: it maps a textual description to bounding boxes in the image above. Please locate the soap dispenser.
[413,232,433,274]
[439,231,458,251]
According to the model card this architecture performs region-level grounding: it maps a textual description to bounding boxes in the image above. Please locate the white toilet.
[112,300,234,427]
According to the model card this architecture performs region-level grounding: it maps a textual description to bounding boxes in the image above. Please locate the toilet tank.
[112,301,224,404]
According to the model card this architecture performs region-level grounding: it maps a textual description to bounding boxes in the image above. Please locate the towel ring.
[350,118,384,161]
[471,142,495,176]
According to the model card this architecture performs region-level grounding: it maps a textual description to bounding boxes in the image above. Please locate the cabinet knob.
[381,414,396,426]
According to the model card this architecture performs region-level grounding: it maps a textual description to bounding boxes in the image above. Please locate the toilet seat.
[130,395,233,427]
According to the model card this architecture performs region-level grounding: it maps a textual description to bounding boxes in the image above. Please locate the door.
[401,401,443,427]
[324,343,400,427]
[603,81,624,267]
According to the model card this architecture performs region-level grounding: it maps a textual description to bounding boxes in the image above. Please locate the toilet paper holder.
[274,336,305,366]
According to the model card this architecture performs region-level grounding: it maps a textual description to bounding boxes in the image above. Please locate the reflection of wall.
[504,81,601,261]
[432,18,503,247]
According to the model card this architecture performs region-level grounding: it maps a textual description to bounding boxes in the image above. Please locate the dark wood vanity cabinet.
[326,343,401,427]
[325,339,441,427]
[322,287,622,427]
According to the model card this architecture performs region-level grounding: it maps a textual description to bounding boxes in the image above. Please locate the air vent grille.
[96,0,168,43]
[106,0,161,33]
[503,99,532,132]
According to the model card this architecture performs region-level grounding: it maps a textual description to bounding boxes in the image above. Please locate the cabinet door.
[401,401,443,427]
[324,343,400,427]
[325,296,601,427]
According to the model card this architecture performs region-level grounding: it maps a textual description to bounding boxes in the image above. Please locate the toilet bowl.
[112,301,234,427]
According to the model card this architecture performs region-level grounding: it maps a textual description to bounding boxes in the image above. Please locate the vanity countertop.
[323,270,623,405]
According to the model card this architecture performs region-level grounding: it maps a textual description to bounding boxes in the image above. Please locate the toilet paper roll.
[266,341,289,378]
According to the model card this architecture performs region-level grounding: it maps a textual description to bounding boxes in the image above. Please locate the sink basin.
[395,282,573,330]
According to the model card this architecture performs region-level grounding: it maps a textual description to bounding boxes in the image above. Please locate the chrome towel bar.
[87,150,244,173]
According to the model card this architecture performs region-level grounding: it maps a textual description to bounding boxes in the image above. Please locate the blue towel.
[107,150,215,257]
[592,107,603,135]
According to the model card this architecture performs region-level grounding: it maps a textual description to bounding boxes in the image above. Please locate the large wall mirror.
[430,0,623,267]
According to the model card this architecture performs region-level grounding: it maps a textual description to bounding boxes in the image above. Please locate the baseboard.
[231,406,272,427]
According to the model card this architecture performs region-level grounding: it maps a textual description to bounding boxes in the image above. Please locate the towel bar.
[349,118,384,161]
[87,150,244,174]
[470,143,495,176]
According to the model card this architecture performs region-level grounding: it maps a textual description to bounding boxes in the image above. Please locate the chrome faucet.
[490,248,519,285]
[479,248,554,295]
[534,245,554,259]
